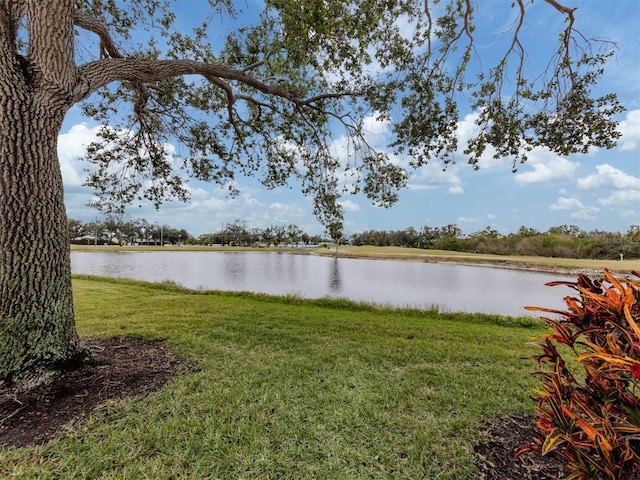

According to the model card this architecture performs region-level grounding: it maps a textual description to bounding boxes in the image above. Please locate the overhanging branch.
[73,58,354,109]
[73,9,123,59]
[543,0,577,72]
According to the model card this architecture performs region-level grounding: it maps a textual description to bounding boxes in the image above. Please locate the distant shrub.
[517,269,640,480]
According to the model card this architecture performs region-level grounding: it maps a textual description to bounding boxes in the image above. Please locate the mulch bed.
[474,413,568,479]
[1,337,568,478]
[0,336,181,448]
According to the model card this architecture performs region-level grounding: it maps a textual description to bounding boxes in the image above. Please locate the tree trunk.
[0,65,87,388]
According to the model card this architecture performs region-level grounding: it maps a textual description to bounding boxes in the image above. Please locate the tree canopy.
[0,0,626,385]
[62,0,624,226]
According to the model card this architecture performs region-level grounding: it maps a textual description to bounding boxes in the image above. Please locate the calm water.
[70,250,574,316]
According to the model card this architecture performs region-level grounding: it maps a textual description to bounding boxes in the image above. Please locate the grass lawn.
[1,276,554,479]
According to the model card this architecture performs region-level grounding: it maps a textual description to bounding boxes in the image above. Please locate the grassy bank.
[1,276,550,479]
[316,245,640,274]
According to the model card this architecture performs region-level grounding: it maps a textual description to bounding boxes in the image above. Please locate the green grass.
[0,276,551,479]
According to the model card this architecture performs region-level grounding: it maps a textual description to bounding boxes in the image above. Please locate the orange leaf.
[624,304,640,340]
[574,418,613,452]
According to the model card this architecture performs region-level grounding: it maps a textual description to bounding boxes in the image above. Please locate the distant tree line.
[69,217,639,260]
[68,216,191,246]
[350,224,640,260]
[68,217,328,247]
[195,220,328,247]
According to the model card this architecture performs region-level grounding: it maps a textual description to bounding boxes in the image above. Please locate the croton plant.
[517,269,640,480]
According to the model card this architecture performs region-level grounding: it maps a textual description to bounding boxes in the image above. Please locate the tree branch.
[73,9,158,126]
[73,9,124,59]
[544,0,576,18]
[73,58,353,108]
[495,0,526,94]
[544,0,577,74]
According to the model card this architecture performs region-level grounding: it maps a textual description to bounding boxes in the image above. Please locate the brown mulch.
[1,337,567,479]
[0,336,181,448]
[474,413,568,479]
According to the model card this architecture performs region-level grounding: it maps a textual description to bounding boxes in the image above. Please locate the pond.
[70,250,575,317]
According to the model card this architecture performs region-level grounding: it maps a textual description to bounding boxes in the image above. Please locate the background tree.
[119,219,142,245]
[67,218,88,243]
[286,224,303,247]
[0,0,624,385]
[85,219,106,245]
[272,225,286,248]
[624,226,640,259]
[301,233,310,247]
[328,222,343,254]
[261,226,275,247]
[419,226,442,249]
[137,219,153,245]
[547,225,587,238]
[516,226,541,238]
[102,215,124,245]
[225,220,249,246]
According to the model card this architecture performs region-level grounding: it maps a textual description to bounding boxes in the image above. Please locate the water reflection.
[71,250,574,316]
[328,257,342,292]
[223,252,246,283]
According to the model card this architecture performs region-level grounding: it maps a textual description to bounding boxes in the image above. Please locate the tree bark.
[0,54,87,387]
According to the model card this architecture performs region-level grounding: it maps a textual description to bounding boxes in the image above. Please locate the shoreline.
[312,248,637,278]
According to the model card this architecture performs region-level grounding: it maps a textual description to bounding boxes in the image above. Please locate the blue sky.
[60,0,640,237]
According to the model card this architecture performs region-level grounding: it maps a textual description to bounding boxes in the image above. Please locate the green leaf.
[541,428,567,455]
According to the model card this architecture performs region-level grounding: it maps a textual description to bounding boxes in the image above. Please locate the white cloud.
[130,178,316,235]
[362,114,391,140]
[456,215,499,233]
[457,216,481,229]
[598,190,640,207]
[514,157,579,185]
[408,163,463,193]
[570,209,600,221]
[187,186,214,201]
[339,199,361,212]
[549,196,600,220]
[572,164,640,219]
[550,196,587,210]
[618,109,640,151]
[267,201,307,217]
[577,164,640,190]
[200,196,237,211]
[58,124,102,187]
[620,208,640,220]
